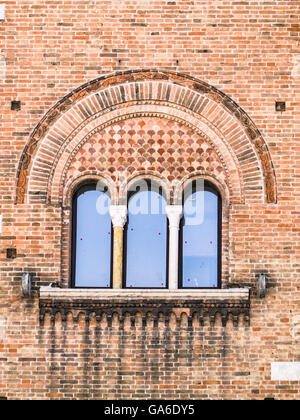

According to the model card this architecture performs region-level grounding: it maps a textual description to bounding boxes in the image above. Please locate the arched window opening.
[71,182,112,288]
[180,180,222,289]
[124,180,168,288]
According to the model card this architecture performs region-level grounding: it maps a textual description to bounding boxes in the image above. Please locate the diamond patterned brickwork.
[64,116,228,202]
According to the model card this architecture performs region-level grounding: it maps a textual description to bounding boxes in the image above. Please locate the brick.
[0,0,299,401]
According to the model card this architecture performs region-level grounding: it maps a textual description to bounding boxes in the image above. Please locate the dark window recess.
[124,180,168,289]
[275,101,286,112]
[0,396,7,400]
[11,100,21,111]
[71,182,113,288]
[6,248,17,259]
[179,180,222,289]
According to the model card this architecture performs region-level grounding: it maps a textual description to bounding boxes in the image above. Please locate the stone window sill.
[40,287,249,300]
[39,287,250,326]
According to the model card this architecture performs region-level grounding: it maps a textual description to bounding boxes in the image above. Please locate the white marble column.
[109,205,127,289]
[166,205,183,290]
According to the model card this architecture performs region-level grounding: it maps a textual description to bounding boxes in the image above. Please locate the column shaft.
[110,205,127,289]
[166,205,183,290]
[112,226,124,289]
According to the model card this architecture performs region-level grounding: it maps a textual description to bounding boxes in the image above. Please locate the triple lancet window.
[71,179,221,289]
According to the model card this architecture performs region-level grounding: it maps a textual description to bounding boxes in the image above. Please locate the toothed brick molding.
[39,287,250,327]
[15,70,277,206]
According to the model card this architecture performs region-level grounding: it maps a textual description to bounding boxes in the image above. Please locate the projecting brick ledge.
[39,287,250,327]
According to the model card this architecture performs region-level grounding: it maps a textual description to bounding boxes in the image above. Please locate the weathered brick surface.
[0,0,299,400]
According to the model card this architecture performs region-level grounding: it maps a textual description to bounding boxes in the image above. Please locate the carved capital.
[165,205,183,230]
[109,205,127,228]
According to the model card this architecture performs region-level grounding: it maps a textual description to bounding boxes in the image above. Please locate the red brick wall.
[0,0,299,399]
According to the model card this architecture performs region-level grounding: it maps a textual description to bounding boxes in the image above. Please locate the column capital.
[165,205,183,229]
[109,205,127,228]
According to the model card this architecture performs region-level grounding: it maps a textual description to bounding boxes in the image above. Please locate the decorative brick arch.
[15,70,277,205]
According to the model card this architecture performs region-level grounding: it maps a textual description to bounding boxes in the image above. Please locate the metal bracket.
[257,273,266,298]
[22,273,32,298]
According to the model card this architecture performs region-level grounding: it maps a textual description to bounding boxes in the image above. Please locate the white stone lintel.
[271,362,300,381]
[0,4,5,21]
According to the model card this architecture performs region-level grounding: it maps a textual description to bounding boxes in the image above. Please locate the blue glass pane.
[75,189,111,287]
[182,189,219,288]
[126,190,167,288]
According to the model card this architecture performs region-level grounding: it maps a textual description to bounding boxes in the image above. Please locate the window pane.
[126,189,167,288]
[182,187,219,288]
[74,188,111,287]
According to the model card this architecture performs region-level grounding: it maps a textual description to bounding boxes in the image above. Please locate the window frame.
[178,180,222,290]
[122,179,170,290]
[70,181,114,289]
